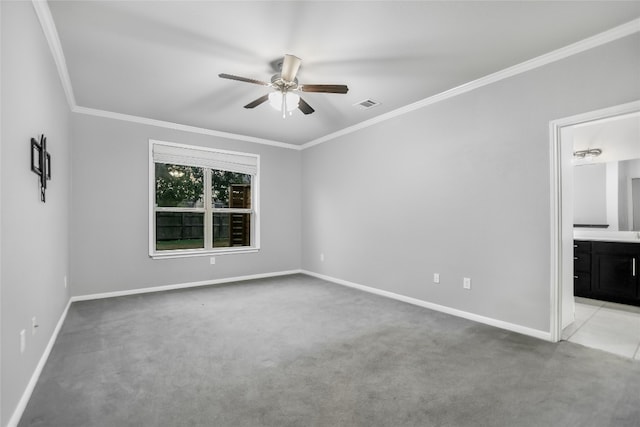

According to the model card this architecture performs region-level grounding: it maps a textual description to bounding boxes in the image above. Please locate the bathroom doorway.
[550,101,640,360]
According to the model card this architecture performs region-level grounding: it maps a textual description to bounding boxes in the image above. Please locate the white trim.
[148,140,155,257]
[152,139,259,174]
[251,153,261,250]
[150,248,259,260]
[7,270,298,424]
[549,101,640,130]
[154,207,207,213]
[7,298,73,427]
[71,270,302,302]
[4,269,550,426]
[31,0,76,109]
[150,138,261,168]
[0,3,3,424]
[32,2,639,151]
[572,110,640,129]
[302,270,552,342]
[549,121,563,342]
[204,168,213,250]
[548,100,640,342]
[301,18,640,150]
[74,106,301,150]
[149,139,261,258]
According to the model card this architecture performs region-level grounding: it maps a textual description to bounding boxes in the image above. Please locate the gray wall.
[70,115,301,296]
[2,4,639,423]
[1,2,72,424]
[301,33,640,333]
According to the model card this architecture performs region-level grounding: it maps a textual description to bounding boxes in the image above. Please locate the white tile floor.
[562,297,640,360]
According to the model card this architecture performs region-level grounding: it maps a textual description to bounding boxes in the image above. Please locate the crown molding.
[32,0,76,109]
[33,0,639,152]
[32,0,300,151]
[73,106,302,150]
[301,17,640,150]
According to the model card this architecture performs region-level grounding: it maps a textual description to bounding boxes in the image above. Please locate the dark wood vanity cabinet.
[573,241,592,297]
[574,240,640,306]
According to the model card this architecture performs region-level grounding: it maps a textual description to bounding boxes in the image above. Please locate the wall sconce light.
[573,148,602,159]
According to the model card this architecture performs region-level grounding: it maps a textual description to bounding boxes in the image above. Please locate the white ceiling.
[47,1,640,146]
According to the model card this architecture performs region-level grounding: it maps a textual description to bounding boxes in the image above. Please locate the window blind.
[153,142,258,176]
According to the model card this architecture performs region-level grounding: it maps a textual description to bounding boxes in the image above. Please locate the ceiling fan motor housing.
[218,54,348,115]
[271,74,299,91]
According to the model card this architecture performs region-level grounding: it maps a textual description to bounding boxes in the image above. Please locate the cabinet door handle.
[574,275,579,279]
[574,245,578,248]
[574,257,578,260]
[633,258,636,277]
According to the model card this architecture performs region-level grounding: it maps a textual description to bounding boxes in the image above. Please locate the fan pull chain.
[282,93,287,119]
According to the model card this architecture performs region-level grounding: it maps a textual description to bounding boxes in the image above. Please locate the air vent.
[354,99,381,110]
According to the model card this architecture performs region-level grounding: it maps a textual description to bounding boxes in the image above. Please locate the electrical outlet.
[463,277,471,290]
[320,253,325,262]
[20,330,26,354]
[433,273,440,284]
[32,317,38,336]
[210,257,216,265]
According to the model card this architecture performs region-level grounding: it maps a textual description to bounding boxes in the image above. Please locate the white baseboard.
[8,269,301,426]
[9,268,550,426]
[71,269,302,302]
[7,298,73,427]
[301,270,553,342]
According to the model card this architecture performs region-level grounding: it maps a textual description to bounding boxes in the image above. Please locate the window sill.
[150,247,259,259]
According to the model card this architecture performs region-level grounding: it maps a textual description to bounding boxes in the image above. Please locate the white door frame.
[548,100,640,342]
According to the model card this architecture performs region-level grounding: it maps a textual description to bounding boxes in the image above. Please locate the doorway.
[550,101,640,355]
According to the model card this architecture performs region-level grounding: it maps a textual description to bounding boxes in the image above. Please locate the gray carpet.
[18,274,640,427]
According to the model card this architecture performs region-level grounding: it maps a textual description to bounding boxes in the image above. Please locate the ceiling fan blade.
[243,94,270,109]
[298,97,315,115]
[219,73,270,86]
[280,54,302,82]
[300,84,349,94]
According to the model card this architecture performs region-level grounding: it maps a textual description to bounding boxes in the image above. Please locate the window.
[149,140,259,258]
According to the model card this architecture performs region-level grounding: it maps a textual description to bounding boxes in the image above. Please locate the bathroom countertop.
[574,231,640,243]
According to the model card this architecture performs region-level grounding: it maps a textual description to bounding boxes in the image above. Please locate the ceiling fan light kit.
[219,54,348,118]
[269,92,300,118]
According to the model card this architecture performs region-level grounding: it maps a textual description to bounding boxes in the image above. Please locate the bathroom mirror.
[572,111,640,231]
[573,159,640,231]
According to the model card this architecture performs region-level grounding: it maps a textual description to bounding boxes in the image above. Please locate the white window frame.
[149,139,260,259]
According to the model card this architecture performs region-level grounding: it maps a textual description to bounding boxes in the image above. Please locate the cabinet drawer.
[574,272,591,297]
[574,240,592,253]
[592,241,640,256]
[573,253,591,272]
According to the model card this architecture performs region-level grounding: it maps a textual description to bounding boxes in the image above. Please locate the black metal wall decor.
[31,135,51,202]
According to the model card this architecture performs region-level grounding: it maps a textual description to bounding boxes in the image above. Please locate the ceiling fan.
[219,54,349,118]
